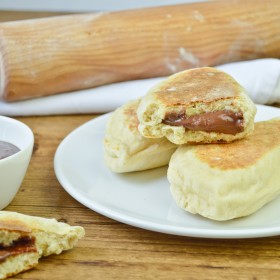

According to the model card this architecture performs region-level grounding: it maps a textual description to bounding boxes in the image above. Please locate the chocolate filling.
[0,141,20,160]
[0,236,37,263]
[162,110,244,135]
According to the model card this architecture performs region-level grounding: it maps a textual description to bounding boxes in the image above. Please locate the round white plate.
[54,105,280,239]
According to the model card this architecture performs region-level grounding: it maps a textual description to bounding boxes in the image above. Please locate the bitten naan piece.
[138,67,256,144]
[0,211,85,279]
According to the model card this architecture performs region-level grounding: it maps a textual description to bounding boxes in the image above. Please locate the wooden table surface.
[2,11,280,280]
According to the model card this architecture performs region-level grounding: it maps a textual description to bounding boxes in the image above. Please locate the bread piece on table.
[0,211,85,279]
[104,99,177,173]
[137,67,256,145]
[167,118,280,221]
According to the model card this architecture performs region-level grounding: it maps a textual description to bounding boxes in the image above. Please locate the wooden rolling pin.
[0,0,279,101]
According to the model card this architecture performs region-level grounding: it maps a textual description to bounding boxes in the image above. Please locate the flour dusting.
[193,10,205,22]
[164,59,177,73]
[179,47,200,66]
[167,87,177,92]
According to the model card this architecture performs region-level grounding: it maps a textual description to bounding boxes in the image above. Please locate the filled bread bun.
[167,118,280,221]
[104,99,177,173]
[137,67,256,144]
[0,211,85,279]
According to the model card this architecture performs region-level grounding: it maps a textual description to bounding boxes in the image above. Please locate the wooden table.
[2,11,280,280]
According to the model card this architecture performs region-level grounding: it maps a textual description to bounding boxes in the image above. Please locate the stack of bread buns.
[104,67,280,221]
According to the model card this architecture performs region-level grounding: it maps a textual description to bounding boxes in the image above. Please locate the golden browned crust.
[122,99,140,132]
[195,119,280,170]
[153,67,243,106]
[0,220,31,233]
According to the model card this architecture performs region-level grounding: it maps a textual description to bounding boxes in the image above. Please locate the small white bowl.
[0,116,34,209]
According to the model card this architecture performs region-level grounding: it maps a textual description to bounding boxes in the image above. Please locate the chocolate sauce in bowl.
[0,141,20,160]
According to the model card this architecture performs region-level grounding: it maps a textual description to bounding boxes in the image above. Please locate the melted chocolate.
[162,110,244,135]
[0,236,37,263]
[0,141,20,160]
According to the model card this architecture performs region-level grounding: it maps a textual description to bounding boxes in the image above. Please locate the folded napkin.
[0,59,279,116]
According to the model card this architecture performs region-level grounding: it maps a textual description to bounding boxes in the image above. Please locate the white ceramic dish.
[0,116,34,209]
[54,105,280,239]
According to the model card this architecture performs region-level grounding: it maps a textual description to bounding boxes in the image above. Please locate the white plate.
[54,105,280,239]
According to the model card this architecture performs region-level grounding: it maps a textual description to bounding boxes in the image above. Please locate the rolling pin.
[0,0,279,101]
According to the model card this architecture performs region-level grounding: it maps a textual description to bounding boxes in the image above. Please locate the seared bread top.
[122,99,140,132]
[0,211,84,237]
[149,67,244,106]
[0,219,31,233]
[195,118,280,170]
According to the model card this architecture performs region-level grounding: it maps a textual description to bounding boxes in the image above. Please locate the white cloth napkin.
[0,59,279,116]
